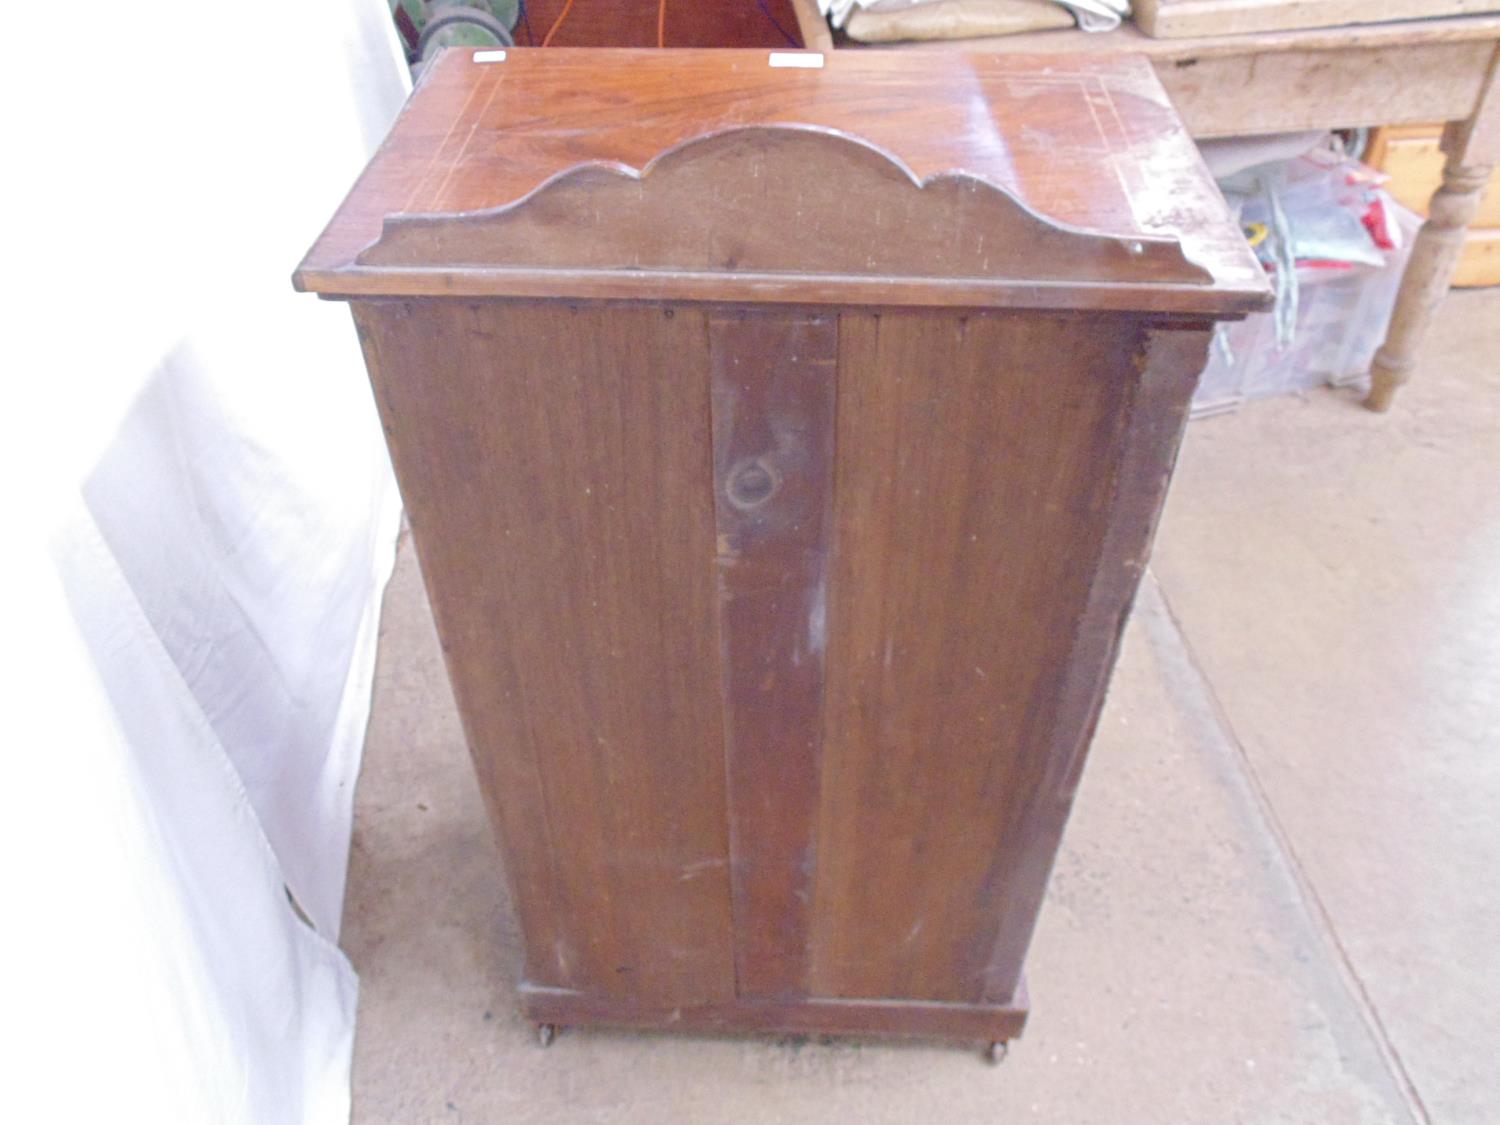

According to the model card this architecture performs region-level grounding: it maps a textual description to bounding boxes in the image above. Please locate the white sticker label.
[473,49,508,63]
[769,52,824,69]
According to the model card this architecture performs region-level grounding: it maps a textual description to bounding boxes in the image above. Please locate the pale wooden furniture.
[1133,0,1500,38]
[297,47,1264,1052]
[844,0,1073,43]
[1368,123,1500,286]
[805,7,1500,409]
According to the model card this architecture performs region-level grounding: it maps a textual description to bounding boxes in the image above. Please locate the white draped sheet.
[7,2,411,1120]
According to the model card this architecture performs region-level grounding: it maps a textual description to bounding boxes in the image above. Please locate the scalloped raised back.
[358,125,1213,286]
[296,47,1268,313]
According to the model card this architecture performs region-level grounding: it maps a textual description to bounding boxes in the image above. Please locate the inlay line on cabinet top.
[296,48,1268,313]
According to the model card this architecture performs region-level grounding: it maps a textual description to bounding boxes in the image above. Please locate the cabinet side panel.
[708,311,837,1000]
[809,310,1143,1004]
[975,324,1212,999]
[353,299,735,1005]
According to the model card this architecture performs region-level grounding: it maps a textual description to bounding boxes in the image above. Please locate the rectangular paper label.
[769,52,824,69]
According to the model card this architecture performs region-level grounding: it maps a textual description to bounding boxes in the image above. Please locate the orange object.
[541,0,577,46]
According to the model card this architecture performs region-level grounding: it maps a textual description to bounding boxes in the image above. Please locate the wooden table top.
[298,48,1267,313]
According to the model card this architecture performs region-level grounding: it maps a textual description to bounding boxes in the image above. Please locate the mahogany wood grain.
[710,312,837,1000]
[357,127,1210,286]
[516,0,806,48]
[295,48,1266,313]
[353,298,737,1004]
[519,981,1028,1042]
[809,310,1139,1003]
[302,49,1262,1048]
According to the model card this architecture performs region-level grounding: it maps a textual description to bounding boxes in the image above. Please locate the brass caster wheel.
[984,1040,1008,1065]
[537,1023,558,1048]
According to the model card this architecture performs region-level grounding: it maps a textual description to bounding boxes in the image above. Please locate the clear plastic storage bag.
[1193,147,1420,416]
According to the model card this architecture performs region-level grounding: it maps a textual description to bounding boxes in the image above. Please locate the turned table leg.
[1367,48,1500,413]
[1366,147,1493,411]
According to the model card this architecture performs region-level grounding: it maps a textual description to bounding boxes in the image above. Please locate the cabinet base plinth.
[518,979,1028,1047]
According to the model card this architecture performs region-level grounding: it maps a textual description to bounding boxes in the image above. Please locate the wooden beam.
[788,0,835,50]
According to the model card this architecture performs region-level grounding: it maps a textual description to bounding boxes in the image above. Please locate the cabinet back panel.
[810,310,1139,1003]
[353,299,738,1005]
[355,298,1172,1013]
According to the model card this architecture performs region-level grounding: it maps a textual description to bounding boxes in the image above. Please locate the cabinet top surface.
[296,48,1267,313]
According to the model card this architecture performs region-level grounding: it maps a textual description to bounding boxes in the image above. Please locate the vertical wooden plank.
[709,311,837,1000]
[353,298,736,1006]
[808,309,1142,1004]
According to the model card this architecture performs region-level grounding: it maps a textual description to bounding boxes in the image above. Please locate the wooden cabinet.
[297,47,1267,1050]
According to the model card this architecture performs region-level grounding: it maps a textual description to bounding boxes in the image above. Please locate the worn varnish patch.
[709,312,837,1000]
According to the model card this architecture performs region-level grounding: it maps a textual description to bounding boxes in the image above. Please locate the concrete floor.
[345,290,1500,1124]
